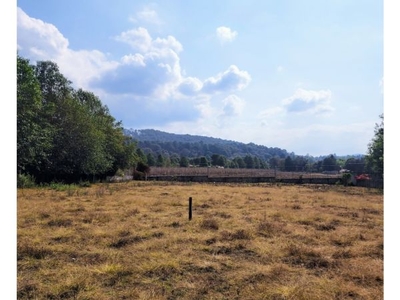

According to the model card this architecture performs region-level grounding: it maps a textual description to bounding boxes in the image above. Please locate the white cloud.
[56,50,118,89]
[202,65,251,94]
[17,7,118,89]
[259,107,285,119]
[282,88,334,115]
[221,95,245,117]
[178,77,203,96]
[115,27,183,54]
[153,36,183,53]
[114,27,153,52]
[94,27,186,99]
[17,7,68,58]
[129,6,162,25]
[216,26,238,43]
[17,8,252,129]
[92,52,181,99]
[121,53,146,67]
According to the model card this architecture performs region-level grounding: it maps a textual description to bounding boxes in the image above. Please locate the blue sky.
[15,0,384,156]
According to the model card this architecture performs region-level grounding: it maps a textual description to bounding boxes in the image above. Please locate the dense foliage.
[365,114,384,179]
[125,129,368,173]
[124,129,289,161]
[17,55,138,183]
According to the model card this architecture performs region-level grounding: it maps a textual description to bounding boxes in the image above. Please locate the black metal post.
[188,197,192,221]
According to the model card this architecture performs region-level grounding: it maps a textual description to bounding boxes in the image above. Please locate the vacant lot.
[17,182,383,299]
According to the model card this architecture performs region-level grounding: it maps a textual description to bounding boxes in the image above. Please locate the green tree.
[233,157,246,168]
[366,114,383,178]
[322,155,338,172]
[228,160,238,168]
[179,156,189,167]
[147,153,156,166]
[17,55,51,174]
[244,155,255,169]
[72,88,134,176]
[211,154,220,166]
[18,56,140,182]
[284,156,294,171]
[157,154,165,167]
[253,156,261,169]
[199,156,209,167]
[293,156,308,171]
[259,159,268,169]
[269,156,281,170]
[211,154,227,167]
[136,161,150,175]
[34,60,72,106]
[136,148,147,164]
[32,60,76,180]
[170,154,180,166]
[344,157,365,174]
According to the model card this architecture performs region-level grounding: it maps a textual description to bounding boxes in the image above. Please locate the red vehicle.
[355,174,371,180]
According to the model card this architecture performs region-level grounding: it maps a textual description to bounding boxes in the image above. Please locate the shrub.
[220,229,251,240]
[201,218,219,230]
[17,173,36,188]
[78,180,91,187]
[48,182,78,191]
[342,173,352,186]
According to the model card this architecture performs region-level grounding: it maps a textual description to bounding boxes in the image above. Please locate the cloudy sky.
[15,0,383,156]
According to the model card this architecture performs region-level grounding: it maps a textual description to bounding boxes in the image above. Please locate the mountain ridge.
[123,128,291,161]
[123,128,365,162]
[125,128,263,147]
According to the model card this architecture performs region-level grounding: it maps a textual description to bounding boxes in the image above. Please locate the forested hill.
[123,128,290,161]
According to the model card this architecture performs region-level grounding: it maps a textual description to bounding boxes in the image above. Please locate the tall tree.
[284,156,294,172]
[233,157,246,168]
[34,60,72,106]
[244,155,255,169]
[199,156,209,167]
[322,155,338,172]
[179,156,189,167]
[156,154,165,167]
[18,56,140,182]
[136,148,147,164]
[269,156,281,170]
[344,157,365,174]
[366,114,383,178]
[147,153,156,166]
[17,55,51,174]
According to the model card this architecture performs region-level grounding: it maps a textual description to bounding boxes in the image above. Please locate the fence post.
[188,197,192,221]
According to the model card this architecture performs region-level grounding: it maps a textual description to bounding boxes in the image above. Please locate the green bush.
[17,173,36,188]
[48,182,78,191]
[78,180,91,187]
[341,173,352,186]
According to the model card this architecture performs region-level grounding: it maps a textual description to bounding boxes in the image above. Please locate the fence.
[145,167,383,188]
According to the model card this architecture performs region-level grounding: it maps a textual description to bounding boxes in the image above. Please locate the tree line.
[134,150,372,174]
[125,128,290,161]
[17,55,138,184]
[133,123,383,178]
[126,128,383,178]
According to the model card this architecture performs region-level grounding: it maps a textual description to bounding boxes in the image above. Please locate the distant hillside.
[123,128,290,161]
[125,129,237,144]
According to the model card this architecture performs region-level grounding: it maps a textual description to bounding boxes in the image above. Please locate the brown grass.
[17,181,383,299]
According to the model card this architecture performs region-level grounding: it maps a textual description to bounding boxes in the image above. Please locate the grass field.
[17,181,383,299]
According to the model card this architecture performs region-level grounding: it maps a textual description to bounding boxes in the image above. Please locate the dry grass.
[17,182,383,299]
